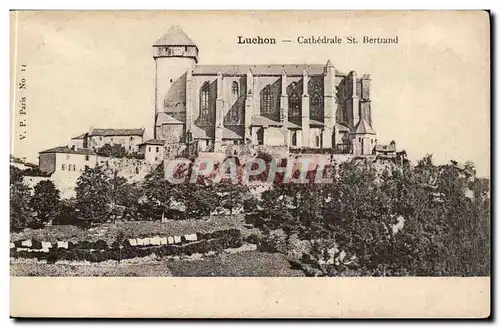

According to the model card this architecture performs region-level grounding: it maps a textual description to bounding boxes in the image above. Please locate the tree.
[141,165,172,220]
[23,167,51,177]
[251,156,490,277]
[10,165,23,184]
[75,165,112,225]
[107,171,136,222]
[177,182,218,219]
[31,180,61,226]
[259,187,295,235]
[96,143,128,158]
[10,178,34,232]
[216,182,249,217]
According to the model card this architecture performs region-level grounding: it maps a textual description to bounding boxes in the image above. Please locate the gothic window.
[261,86,272,114]
[289,93,301,118]
[316,135,321,147]
[200,82,211,123]
[310,85,323,117]
[231,81,239,97]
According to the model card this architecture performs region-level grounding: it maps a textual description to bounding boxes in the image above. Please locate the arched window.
[289,93,301,118]
[231,81,239,97]
[200,82,210,123]
[261,86,272,114]
[310,85,323,117]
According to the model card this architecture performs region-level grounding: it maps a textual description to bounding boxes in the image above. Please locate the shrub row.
[12,229,242,251]
[11,229,243,263]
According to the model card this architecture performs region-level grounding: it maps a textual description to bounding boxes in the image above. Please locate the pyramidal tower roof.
[352,118,376,135]
[154,25,196,47]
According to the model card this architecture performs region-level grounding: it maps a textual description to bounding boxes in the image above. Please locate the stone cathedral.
[153,26,377,156]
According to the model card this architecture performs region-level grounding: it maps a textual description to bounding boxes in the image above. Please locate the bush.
[22,167,52,177]
[13,228,245,262]
[93,240,108,250]
[96,144,128,158]
[244,234,260,245]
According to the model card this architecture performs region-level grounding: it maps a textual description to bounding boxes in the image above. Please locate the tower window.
[231,81,239,97]
[289,93,301,118]
[291,131,297,146]
[316,135,321,147]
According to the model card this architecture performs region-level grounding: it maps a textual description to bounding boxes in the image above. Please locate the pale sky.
[10,11,490,176]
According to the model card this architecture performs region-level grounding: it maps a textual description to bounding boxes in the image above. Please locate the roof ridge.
[154,26,196,46]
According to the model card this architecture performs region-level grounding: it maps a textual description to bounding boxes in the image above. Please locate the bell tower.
[153,26,198,139]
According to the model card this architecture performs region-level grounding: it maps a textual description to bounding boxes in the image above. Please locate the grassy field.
[10,260,173,277]
[10,215,298,277]
[10,215,256,245]
[167,251,305,277]
[10,251,304,277]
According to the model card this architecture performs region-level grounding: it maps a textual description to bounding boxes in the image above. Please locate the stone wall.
[35,157,157,199]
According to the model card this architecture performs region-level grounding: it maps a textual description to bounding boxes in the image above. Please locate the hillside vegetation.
[10,154,490,276]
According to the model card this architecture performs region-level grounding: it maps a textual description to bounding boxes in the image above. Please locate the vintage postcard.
[10,11,490,318]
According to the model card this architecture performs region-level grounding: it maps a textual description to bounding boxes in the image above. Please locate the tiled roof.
[10,156,37,167]
[10,155,24,164]
[309,119,325,127]
[89,128,144,137]
[251,115,282,127]
[191,125,212,139]
[222,127,243,139]
[193,64,345,76]
[155,112,184,125]
[140,139,166,146]
[71,133,87,140]
[287,120,301,129]
[335,122,351,132]
[154,26,196,47]
[39,146,96,155]
[351,118,376,135]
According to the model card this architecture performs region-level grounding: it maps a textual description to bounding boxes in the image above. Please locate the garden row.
[10,229,243,263]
